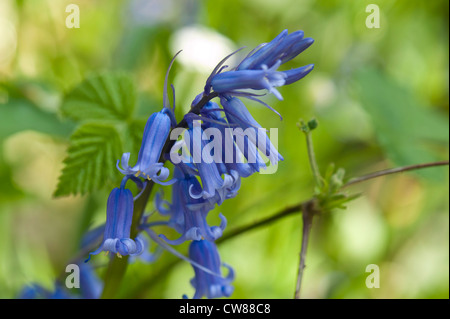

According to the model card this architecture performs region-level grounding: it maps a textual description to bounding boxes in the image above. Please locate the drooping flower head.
[117,51,181,185]
[110,30,314,300]
[185,239,234,299]
[85,176,144,261]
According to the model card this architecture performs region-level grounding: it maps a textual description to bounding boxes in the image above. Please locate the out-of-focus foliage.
[356,68,449,180]
[0,0,448,299]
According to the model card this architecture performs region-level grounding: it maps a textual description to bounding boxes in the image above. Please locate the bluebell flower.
[283,64,315,85]
[211,60,287,100]
[86,176,144,261]
[220,95,283,168]
[200,101,256,178]
[236,29,314,70]
[207,29,314,101]
[184,239,234,299]
[117,51,181,185]
[156,166,227,245]
[183,122,236,201]
[198,98,280,174]
[117,108,175,185]
[177,118,241,203]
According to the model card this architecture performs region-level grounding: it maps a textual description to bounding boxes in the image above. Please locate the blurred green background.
[0,0,448,299]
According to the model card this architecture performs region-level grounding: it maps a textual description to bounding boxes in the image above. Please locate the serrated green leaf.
[61,72,136,122]
[54,123,123,197]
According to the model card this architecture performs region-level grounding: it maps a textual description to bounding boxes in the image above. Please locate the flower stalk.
[298,119,323,189]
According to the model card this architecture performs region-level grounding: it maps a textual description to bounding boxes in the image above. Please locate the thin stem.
[294,120,321,298]
[216,203,302,244]
[343,160,449,188]
[300,122,323,188]
[294,200,315,299]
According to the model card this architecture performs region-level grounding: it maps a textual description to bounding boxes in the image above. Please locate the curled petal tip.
[164,50,183,110]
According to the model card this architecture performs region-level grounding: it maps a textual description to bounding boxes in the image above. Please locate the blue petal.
[236,29,288,70]
[283,64,315,85]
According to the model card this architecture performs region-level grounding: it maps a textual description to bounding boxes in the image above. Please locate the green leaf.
[61,72,136,122]
[54,122,123,197]
[355,68,449,180]
[0,84,73,140]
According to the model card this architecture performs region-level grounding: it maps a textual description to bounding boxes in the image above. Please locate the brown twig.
[343,160,449,188]
[294,200,317,299]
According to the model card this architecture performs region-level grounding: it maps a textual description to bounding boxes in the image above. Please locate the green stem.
[304,129,323,188]
[216,203,302,244]
[294,200,316,299]
[99,255,130,299]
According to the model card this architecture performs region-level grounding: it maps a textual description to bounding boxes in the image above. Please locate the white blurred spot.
[170,25,236,73]
[0,19,17,67]
[334,198,388,262]
[308,75,336,108]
